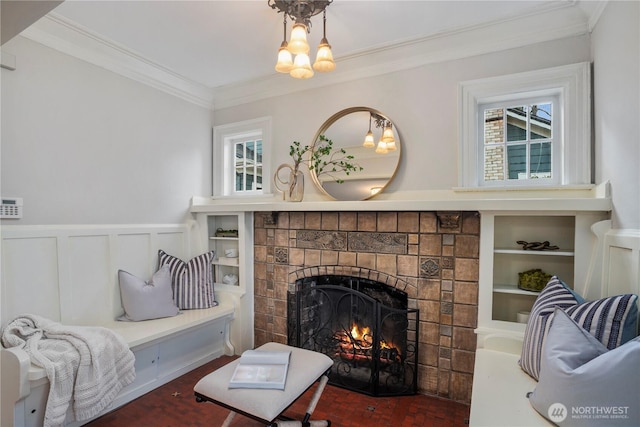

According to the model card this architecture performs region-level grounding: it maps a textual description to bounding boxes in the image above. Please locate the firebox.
[288,275,419,396]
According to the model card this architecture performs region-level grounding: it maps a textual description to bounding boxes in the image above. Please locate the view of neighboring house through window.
[482,100,554,184]
[234,137,263,193]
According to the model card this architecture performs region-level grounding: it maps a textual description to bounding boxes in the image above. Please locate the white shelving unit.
[477,211,608,342]
[193,211,254,353]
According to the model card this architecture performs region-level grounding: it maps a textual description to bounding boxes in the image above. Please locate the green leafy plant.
[289,135,363,184]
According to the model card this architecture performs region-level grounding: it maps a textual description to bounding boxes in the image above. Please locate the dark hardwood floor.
[86,355,470,427]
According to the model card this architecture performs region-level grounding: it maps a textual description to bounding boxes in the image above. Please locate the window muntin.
[479,97,559,186]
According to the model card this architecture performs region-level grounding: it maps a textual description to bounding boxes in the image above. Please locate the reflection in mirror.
[310,107,401,200]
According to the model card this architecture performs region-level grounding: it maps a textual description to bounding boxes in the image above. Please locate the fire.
[333,322,402,363]
[350,325,372,345]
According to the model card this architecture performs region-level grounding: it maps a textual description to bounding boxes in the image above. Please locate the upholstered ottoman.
[194,342,333,427]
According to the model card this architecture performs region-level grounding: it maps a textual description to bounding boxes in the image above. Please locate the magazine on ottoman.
[228,349,291,390]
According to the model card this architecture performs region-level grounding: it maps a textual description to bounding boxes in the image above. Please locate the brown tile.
[321,212,339,230]
[357,252,376,269]
[254,228,267,245]
[418,300,440,323]
[276,212,290,229]
[357,212,377,231]
[254,245,267,262]
[455,258,479,281]
[275,229,289,247]
[417,278,440,300]
[420,212,438,233]
[338,212,357,230]
[288,247,305,266]
[419,321,439,345]
[304,249,321,266]
[453,304,478,328]
[398,255,418,277]
[254,262,266,280]
[289,211,305,229]
[376,253,397,276]
[338,251,357,266]
[454,281,478,305]
[455,235,479,258]
[305,212,322,229]
[452,349,475,373]
[438,369,451,397]
[462,211,480,234]
[419,234,442,256]
[321,250,339,265]
[450,371,474,403]
[453,327,477,351]
[398,212,420,232]
[377,212,398,232]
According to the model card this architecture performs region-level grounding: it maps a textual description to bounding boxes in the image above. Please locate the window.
[212,117,271,197]
[459,62,591,188]
[479,96,559,186]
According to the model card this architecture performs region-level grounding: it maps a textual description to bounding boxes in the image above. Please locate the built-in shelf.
[494,249,574,256]
[493,284,542,296]
[213,257,239,266]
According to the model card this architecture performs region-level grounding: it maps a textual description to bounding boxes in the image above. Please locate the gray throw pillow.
[528,308,640,426]
[118,265,180,321]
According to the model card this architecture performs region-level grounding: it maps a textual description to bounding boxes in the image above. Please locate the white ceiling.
[44,0,601,92]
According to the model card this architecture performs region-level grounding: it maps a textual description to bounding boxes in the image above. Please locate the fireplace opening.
[288,275,419,396]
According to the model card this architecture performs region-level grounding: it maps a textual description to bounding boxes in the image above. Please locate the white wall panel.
[1,237,61,325]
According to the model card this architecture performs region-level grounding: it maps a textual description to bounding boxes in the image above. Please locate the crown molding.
[212,3,590,109]
[19,3,591,111]
[21,13,215,109]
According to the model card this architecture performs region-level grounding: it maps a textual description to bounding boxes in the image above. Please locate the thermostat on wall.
[1,197,23,219]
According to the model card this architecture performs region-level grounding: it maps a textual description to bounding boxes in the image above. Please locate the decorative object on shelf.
[224,248,239,258]
[222,274,238,286]
[518,268,552,292]
[215,228,238,237]
[274,135,362,202]
[269,0,335,79]
[516,240,559,251]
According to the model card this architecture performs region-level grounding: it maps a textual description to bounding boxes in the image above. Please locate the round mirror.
[310,107,401,201]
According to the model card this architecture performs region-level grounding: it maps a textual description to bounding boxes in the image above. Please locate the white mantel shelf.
[191,183,612,214]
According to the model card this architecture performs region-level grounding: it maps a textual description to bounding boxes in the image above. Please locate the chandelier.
[268,0,335,79]
[363,112,397,154]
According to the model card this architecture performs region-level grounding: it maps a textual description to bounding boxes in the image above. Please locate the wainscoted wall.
[253,211,480,404]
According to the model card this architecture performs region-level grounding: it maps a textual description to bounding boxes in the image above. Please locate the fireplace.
[288,275,419,396]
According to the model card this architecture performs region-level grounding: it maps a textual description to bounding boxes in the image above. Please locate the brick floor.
[87,356,470,427]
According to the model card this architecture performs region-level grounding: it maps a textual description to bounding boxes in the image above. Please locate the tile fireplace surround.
[253,210,480,404]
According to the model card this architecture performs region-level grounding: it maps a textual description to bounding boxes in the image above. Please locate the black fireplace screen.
[288,275,419,396]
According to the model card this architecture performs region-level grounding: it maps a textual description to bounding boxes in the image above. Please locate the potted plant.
[275,135,362,201]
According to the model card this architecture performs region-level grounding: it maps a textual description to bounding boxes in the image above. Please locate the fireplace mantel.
[191,183,611,214]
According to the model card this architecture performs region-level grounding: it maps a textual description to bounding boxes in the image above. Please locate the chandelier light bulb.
[313,38,335,72]
[363,130,375,148]
[275,42,293,73]
[290,52,314,79]
[381,124,395,143]
[375,140,388,154]
[288,22,310,55]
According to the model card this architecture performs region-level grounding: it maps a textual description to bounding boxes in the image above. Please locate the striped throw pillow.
[158,250,217,310]
[520,276,638,380]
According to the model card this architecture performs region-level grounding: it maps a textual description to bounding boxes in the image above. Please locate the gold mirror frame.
[310,106,401,200]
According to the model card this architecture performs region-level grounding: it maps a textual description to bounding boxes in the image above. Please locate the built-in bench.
[469,335,547,426]
[0,224,237,427]
[469,226,640,427]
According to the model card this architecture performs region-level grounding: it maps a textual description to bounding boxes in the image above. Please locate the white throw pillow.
[118,265,180,321]
[528,308,640,426]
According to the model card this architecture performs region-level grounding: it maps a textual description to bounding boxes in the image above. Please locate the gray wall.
[592,1,640,230]
[1,36,212,224]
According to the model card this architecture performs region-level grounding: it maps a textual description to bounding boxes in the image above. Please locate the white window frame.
[212,116,272,197]
[458,62,591,188]
[478,95,561,186]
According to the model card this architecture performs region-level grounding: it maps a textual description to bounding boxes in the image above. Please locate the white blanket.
[1,314,136,427]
